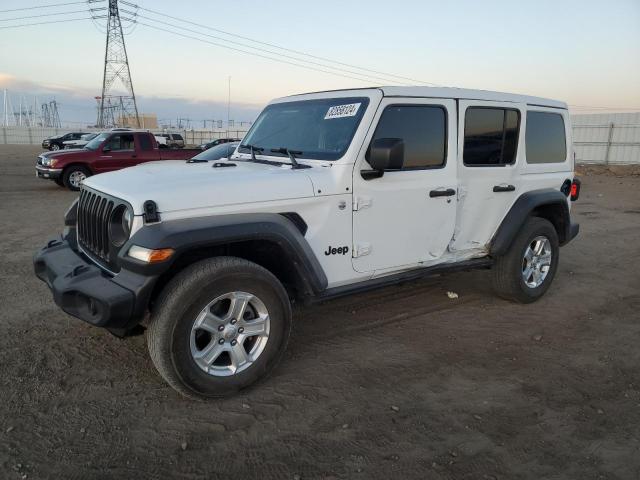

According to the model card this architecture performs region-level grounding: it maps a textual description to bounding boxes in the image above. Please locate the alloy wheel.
[189,291,270,377]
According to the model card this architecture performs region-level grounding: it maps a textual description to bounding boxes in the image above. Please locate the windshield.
[191,142,239,161]
[239,97,369,161]
[81,133,97,141]
[85,133,109,151]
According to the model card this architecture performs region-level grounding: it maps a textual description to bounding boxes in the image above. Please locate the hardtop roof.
[284,86,567,109]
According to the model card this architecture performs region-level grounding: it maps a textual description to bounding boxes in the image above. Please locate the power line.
[0,1,101,14]
[0,8,105,22]
[121,0,440,87]
[0,16,100,29]
[132,13,410,86]
[135,20,392,85]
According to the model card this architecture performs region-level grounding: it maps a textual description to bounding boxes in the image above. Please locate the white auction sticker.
[324,103,361,120]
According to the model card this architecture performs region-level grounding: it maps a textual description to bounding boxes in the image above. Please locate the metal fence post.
[604,122,614,165]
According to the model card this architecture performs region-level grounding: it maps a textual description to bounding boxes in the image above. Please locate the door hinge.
[353,242,372,258]
[353,196,372,211]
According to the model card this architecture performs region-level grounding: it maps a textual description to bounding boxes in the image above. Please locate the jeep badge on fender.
[33,86,579,399]
[325,245,349,256]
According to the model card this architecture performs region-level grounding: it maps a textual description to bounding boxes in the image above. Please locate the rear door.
[351,98,458,273]
[94,133,138,173]
[134,133,159,164]
[450,100,524,252]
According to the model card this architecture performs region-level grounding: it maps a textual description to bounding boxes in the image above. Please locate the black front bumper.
[33,234,156,333]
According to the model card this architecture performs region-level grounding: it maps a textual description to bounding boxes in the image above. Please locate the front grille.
[77,187,128,271]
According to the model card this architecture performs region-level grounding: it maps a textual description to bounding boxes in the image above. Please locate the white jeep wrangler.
[34,87,580,398]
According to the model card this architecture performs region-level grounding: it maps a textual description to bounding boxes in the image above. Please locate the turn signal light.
[128,245,174,263]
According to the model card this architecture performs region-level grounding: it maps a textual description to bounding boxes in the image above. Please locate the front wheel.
[62,165,91,191]
[147,257,292,399]
[492,217,559,303]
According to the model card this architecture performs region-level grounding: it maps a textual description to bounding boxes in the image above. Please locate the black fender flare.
[118,213,328,295]
[490,189,571,256]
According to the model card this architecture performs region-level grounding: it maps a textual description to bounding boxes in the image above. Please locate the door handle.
[429,188,456,198]
[493,185,515,192]
[132,154,137,158]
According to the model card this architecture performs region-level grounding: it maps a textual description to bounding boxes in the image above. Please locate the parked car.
[34,86,581,398]
[35,130,201,190]
[42,132,86,151]
[198,137,241,150]
[190,141,239,161]
[63,133,98,149]
[155,133,185,149]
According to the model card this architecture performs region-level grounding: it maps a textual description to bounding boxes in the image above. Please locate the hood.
[83,160,317,215]
[39,149,87,161]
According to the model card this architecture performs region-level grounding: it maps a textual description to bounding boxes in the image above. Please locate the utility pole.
[227,76,231,137]
[98,0,140,128]
[3,89,7,127]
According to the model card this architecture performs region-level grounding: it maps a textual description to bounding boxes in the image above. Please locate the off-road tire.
[492,217,559,303]
[62,165,91,191]
[146,256,292,399]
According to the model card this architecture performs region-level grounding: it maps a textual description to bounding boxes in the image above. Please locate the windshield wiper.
[270,147,307,169]
[238,143,266,162]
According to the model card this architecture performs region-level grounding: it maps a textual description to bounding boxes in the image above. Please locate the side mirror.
[362,138,404,179]
[102,145,111,153]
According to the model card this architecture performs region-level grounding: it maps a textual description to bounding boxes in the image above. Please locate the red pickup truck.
[35,130,200,190]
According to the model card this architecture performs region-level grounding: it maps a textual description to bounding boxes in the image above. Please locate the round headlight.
[110,206,133,247]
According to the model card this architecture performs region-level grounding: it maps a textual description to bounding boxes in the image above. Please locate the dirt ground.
[0,145,639,480]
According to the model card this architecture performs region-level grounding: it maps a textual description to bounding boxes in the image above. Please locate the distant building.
[120,113,158,129]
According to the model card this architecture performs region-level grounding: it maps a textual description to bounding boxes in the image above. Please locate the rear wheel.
[147,256,292,399]
[492,217,559,303]
[62,165,90,191]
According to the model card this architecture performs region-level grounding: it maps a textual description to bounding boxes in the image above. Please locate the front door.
[352,98,458,273]
[95,133,137,173]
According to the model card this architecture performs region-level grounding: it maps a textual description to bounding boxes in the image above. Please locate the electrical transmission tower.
[97,0,140,128]
[41,101,61,128]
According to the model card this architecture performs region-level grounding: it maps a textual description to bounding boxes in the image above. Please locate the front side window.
[239,97,370,161]
[464,107,520,166]
[85,133,109,150]
[106,134,134,151]
[526,111,567,163]
[368,105,446,169]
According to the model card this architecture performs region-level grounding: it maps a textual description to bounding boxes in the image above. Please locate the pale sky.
[1,0,639,125]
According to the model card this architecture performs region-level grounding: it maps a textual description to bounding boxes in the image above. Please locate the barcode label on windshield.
[324,103,361,120]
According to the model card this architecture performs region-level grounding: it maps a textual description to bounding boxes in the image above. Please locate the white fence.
[0,126,250,146]
[572,112,640,165]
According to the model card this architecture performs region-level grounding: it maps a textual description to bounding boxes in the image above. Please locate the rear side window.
[139,134,153,151]
[526,112,567,163]
[369,105,446,169]
[172,134,184,141]
[464,107,520,166]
